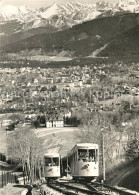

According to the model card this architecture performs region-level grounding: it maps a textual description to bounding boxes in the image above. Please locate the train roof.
[44,153,60,158]
[76,143,98,148]
[72,143,98,152]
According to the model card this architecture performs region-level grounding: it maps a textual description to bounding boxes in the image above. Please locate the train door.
[89,148,99,176]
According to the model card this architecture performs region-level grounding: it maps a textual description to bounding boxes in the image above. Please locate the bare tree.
[75,111,123,175]
[7,127,45,184]
[126,117,139,141]
[75,112,102,144]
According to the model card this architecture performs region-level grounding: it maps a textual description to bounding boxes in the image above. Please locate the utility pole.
[67,156,68,177]
[102,132,106,181]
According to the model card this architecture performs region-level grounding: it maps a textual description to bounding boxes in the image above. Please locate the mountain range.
[0,0,139,33]
[0,2,111,32]
[0,1,139,59]
[0,1,113,47]
[1,13,139,58]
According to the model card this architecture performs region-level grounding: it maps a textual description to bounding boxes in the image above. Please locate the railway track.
[47,180,137,195]
[48,180,116,195]
[91,182,137,195]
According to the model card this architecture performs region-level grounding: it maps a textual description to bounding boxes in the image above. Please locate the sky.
[0,0,118,8]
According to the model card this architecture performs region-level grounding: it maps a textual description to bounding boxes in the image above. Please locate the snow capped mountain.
[97,0,139,18]
[114,0,139,12]
[0,5,40,22]
[40,1,113,25]
[0,0,139,34]
[41,4,60,19]
[96,1,113,11]
[0,2,112,26]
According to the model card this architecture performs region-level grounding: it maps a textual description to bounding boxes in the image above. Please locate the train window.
[89,149,97,162]
[45,158,52,166]
[52,157,59,166]
[78,149,89,162]
[78,149,98,162]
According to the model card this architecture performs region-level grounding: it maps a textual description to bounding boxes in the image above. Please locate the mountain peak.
[115,0,139,12]
[41,3,60,19]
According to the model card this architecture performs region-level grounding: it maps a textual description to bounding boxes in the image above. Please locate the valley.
[1,13,139,60]
[0,0,139,194]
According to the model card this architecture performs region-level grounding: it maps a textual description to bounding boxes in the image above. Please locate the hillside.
[1,13,139,58]
[0,22,57,47]
[99,24,139,57]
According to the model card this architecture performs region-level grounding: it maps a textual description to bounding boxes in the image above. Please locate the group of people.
[48,162,58,166]
[78,155,95,162]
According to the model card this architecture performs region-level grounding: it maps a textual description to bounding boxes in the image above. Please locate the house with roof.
[53,116,64,128]
[46,116,64,128]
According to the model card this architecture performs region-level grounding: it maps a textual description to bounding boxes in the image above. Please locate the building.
[46,116,64,128]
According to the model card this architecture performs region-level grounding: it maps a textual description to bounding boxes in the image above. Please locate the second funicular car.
[44,153,61,180]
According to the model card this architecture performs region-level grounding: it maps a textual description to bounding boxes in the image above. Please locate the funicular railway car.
[69,143,99,181]
[44,153,61,180]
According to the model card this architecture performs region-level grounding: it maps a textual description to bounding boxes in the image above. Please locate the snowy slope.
[41,4,60,19]
[0,1,139,33]
[114,0,139,12]
[0,2,112,29]
[0,5,40,22]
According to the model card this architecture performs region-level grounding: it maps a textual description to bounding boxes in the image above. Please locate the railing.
[0,171,17,188]
[0,152,19,188]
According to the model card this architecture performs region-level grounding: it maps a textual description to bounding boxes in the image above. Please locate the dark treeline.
[0,56,139,69]
[64,116,81,127]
